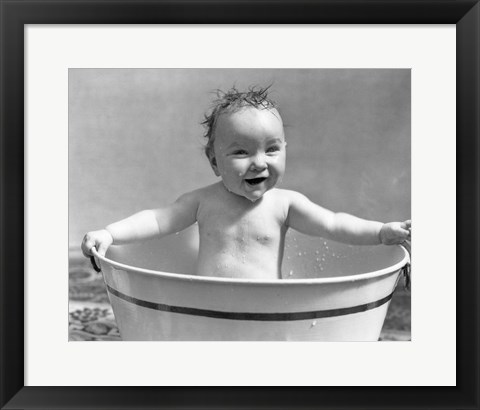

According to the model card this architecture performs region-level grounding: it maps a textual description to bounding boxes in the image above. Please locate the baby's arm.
[285,191,410,245]
[81,191,199,257]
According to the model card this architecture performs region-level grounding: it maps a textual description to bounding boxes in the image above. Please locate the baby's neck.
[218,181,268,206]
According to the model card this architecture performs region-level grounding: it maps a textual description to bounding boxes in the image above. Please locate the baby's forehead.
[213,107,285,146]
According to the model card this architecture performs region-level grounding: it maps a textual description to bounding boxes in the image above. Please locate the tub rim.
[91,244,410,286]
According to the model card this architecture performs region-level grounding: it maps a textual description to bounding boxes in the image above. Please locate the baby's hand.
[81,229,114,259]
[379,220,411,245]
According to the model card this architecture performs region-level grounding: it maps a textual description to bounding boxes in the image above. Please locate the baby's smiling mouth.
[245,177,267,186]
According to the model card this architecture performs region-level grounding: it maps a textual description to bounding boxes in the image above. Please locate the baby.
[82,87,411,280]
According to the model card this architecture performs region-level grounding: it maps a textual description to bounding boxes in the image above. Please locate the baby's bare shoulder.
[270,188,309,204]
[195,182,224,199]
[182,182,226,208]
[264,189,304,219]
[269,189,315,220]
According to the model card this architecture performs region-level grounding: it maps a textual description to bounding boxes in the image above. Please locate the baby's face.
[211,107,286,202]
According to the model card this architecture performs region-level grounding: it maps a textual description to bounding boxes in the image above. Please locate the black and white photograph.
[69,69,411,341]
[2,0,478,407]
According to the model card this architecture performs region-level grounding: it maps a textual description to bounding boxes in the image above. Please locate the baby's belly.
[196,244,282,280]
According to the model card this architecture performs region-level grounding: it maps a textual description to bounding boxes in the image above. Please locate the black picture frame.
[1,1,478,409]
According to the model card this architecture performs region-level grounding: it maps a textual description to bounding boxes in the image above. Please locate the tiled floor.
[69,251,411,341]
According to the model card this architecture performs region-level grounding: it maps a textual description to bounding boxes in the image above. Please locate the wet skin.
[195,183,289,279]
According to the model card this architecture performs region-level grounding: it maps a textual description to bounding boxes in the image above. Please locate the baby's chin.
[243,192,264,202]
[238,186,275,202]
[222,182,274,202]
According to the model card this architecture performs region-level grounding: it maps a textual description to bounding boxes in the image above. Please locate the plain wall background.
[69,69,410,247]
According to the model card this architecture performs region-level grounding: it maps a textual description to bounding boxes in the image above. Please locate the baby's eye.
[266,146,280,153]
[232,149,248,155]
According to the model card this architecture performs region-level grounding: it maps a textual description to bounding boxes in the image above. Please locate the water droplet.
[286,256,290,260]
[289,270,293,276]
[315,250,320,255]
[332,253,335,257]
[311,320,317,327]
[325,246,329,250]
[297,252,302,256]
[303,252,307,255]
[323,241,327,245]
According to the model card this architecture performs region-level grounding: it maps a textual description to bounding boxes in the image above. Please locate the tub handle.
[401,262,411,291]
[400,241,411,291]
[89,248,101,273]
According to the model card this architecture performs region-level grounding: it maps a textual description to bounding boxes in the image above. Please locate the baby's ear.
[208,155,221,177]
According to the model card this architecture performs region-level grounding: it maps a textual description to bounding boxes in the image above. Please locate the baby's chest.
[198,204,285,244]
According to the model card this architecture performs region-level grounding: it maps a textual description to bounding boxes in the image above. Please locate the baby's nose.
[250,154,267,170]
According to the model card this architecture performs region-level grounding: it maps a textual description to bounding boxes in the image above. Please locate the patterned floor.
[69,250,411,341]
[69,258,121,341]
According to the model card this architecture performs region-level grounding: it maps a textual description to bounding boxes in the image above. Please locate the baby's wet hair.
[201,85,278,161]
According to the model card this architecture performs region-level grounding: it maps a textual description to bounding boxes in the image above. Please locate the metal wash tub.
[92,226,410,341]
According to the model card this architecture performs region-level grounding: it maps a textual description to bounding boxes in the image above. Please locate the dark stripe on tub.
[106,284,394,321]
